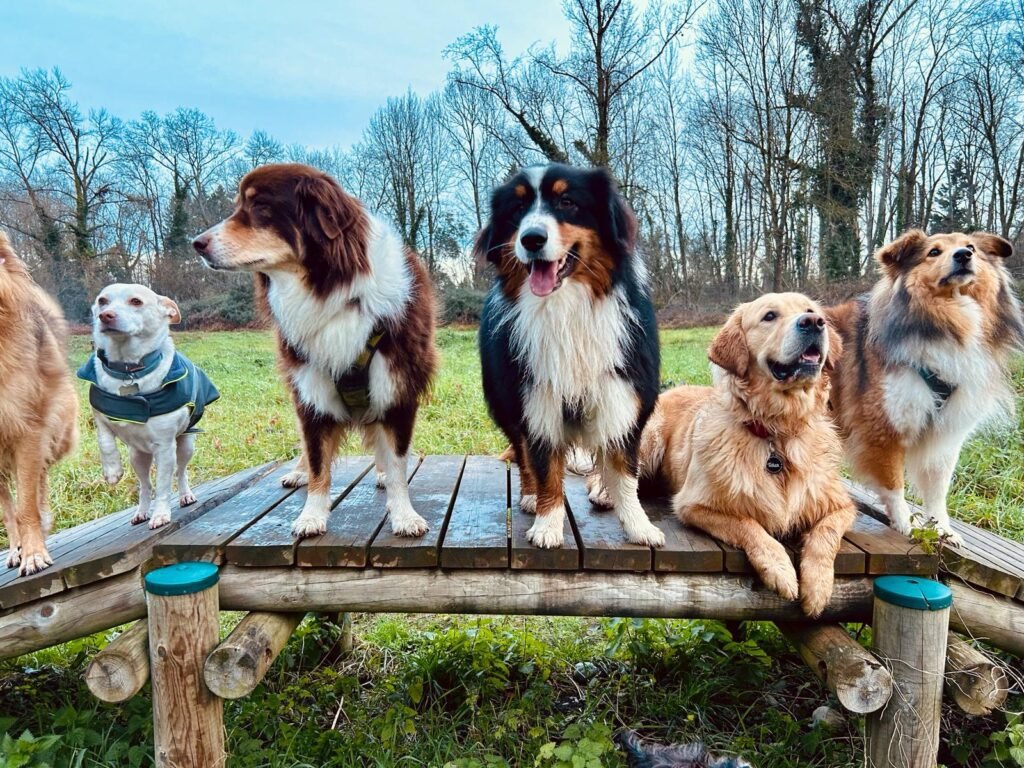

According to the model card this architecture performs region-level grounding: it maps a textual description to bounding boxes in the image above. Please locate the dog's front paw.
[103,465,124,486]
[281,470,308,488]
[760,561,800,602]
[5,547,20,569]
[526,519,564,549]
[390,509,429,537]
[585,476,613,509]
[799,571,834,618]
[130,507,150,525]
[18,547,52,576]
[519,494,537,514]
[623,518,666,548]
[375,471,387,489]
[291,514,327,539]
[179,491,197,507]
[148,509,172,529]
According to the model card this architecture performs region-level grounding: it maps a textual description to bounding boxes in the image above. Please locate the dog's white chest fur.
[880,298,1004,443]
[266,216,412,421]
[512,281,638,447]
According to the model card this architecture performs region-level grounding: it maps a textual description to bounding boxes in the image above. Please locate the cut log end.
[946,632,1010,716]
[84,620,149,703]
[203,611,303,700]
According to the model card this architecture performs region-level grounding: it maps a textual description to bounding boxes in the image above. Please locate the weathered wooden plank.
[510,463,579,571]
[942,522,1024,600]
[153,462,298,564]
[227,458,372,567]
[439,456,509,569]
[369,455,465,568]
[218,565,876,622]
[295,457,406,568]
[643,497,724,573]
[563,474,651,572]
[843,512,936,575]
[0,465,270,610]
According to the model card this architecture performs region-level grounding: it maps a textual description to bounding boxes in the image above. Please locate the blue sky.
[1,0,570,147]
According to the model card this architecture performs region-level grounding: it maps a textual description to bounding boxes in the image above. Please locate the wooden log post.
[947,581,1024,657]
[85,620,149,703]
[204,612,304,699]
[776,623,893,714]
[338,611,353,655]
[145,562,225,768]
[945,632,1009,716]
[867,576,952,768]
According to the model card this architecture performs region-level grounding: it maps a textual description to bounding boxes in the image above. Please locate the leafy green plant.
[986,712,1024,767]
[0,726,64,768]
[535,722,620,768]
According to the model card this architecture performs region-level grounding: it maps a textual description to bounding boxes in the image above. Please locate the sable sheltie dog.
[0,233,78,576]
[193,164,437,539]
[477,163,665,549]
[591,294,856,616]
[827,230,1024,543]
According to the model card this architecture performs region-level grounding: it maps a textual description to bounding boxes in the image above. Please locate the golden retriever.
[591,293,856,616]
[0,233,78,575]
[826,230,1024,544]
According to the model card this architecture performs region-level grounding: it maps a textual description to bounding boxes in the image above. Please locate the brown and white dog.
[827,230,1024,543]
[591,294,855,616]
[0,233,78,575]
[193,163,438,539]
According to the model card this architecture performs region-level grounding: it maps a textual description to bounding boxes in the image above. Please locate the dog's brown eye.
[129,298,143,307]
[967,244,975,252]
[556,194,575,210]
[928,248,941,257]
[762,311,777,322]
[97,297,108,306]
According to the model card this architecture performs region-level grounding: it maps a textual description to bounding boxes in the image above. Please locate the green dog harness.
[77,350,220,432]
[335,326,386,417]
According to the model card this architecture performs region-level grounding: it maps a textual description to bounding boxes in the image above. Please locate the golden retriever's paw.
[179,491,197,507]
[5,547,20,569]
[148,510,172,529]
[18,548,52,576]
[390,508,429,537]
[760,562,799,602]
[291,514,327,539]
[623,517,666,548]
[799,579,833,618]
[281,470,309,488]
[375,471,387,489]
[519,494,537,514]
[526,515,564,549]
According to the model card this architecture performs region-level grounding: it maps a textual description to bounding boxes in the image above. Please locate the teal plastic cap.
[145,562,219,596]
[874,575,952,611]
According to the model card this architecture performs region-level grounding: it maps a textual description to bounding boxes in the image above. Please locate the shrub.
[441,285,487,325]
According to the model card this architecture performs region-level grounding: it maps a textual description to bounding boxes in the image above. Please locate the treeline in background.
[1,0,1023,326]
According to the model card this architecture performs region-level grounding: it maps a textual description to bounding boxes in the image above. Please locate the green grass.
[1,328,1023,767]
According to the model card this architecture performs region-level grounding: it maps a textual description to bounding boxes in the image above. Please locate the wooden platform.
[2,453,1023,661]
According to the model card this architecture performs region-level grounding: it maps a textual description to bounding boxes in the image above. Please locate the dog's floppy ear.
[473,222,499,266]
[159,296,181,324]
[824,320,843,372]
[971,232,1013,260]
[875,229,927,278]
[708,313,749,378]
[296,173,369,279]
[597,169,637,255]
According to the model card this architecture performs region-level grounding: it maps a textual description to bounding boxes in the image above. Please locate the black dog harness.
[915,365,956,408]
[335,325,387,417]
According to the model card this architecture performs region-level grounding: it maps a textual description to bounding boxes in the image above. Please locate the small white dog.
[78,284,219,528]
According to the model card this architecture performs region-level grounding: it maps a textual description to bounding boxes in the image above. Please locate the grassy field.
[1,328,1023,767]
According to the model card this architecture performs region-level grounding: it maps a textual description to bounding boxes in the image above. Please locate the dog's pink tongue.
[529,261,558,297]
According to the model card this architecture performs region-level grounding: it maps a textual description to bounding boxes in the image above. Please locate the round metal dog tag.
[766,452,784,474]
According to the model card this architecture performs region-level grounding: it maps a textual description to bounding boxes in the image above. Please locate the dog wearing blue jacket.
[78,284,218,529]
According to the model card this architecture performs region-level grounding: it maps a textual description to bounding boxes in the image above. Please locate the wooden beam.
[217,566,874,621]
[0,570,146,661]
[85,620,149,703]
[776,623,892,714]
[945,632,1010,716]
[204,612,304,699]
[948,580,1024,657]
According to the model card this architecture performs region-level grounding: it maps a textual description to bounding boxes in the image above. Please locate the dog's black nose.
[953,248,972,264]
[798,313,826,333]
[192,234,211,255]
[519,227,548,254]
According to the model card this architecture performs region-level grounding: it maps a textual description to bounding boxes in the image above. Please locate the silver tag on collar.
[119,383,140,396]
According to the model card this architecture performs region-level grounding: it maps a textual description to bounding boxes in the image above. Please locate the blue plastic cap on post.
[873,575,952,611]
[145,562,220,597]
